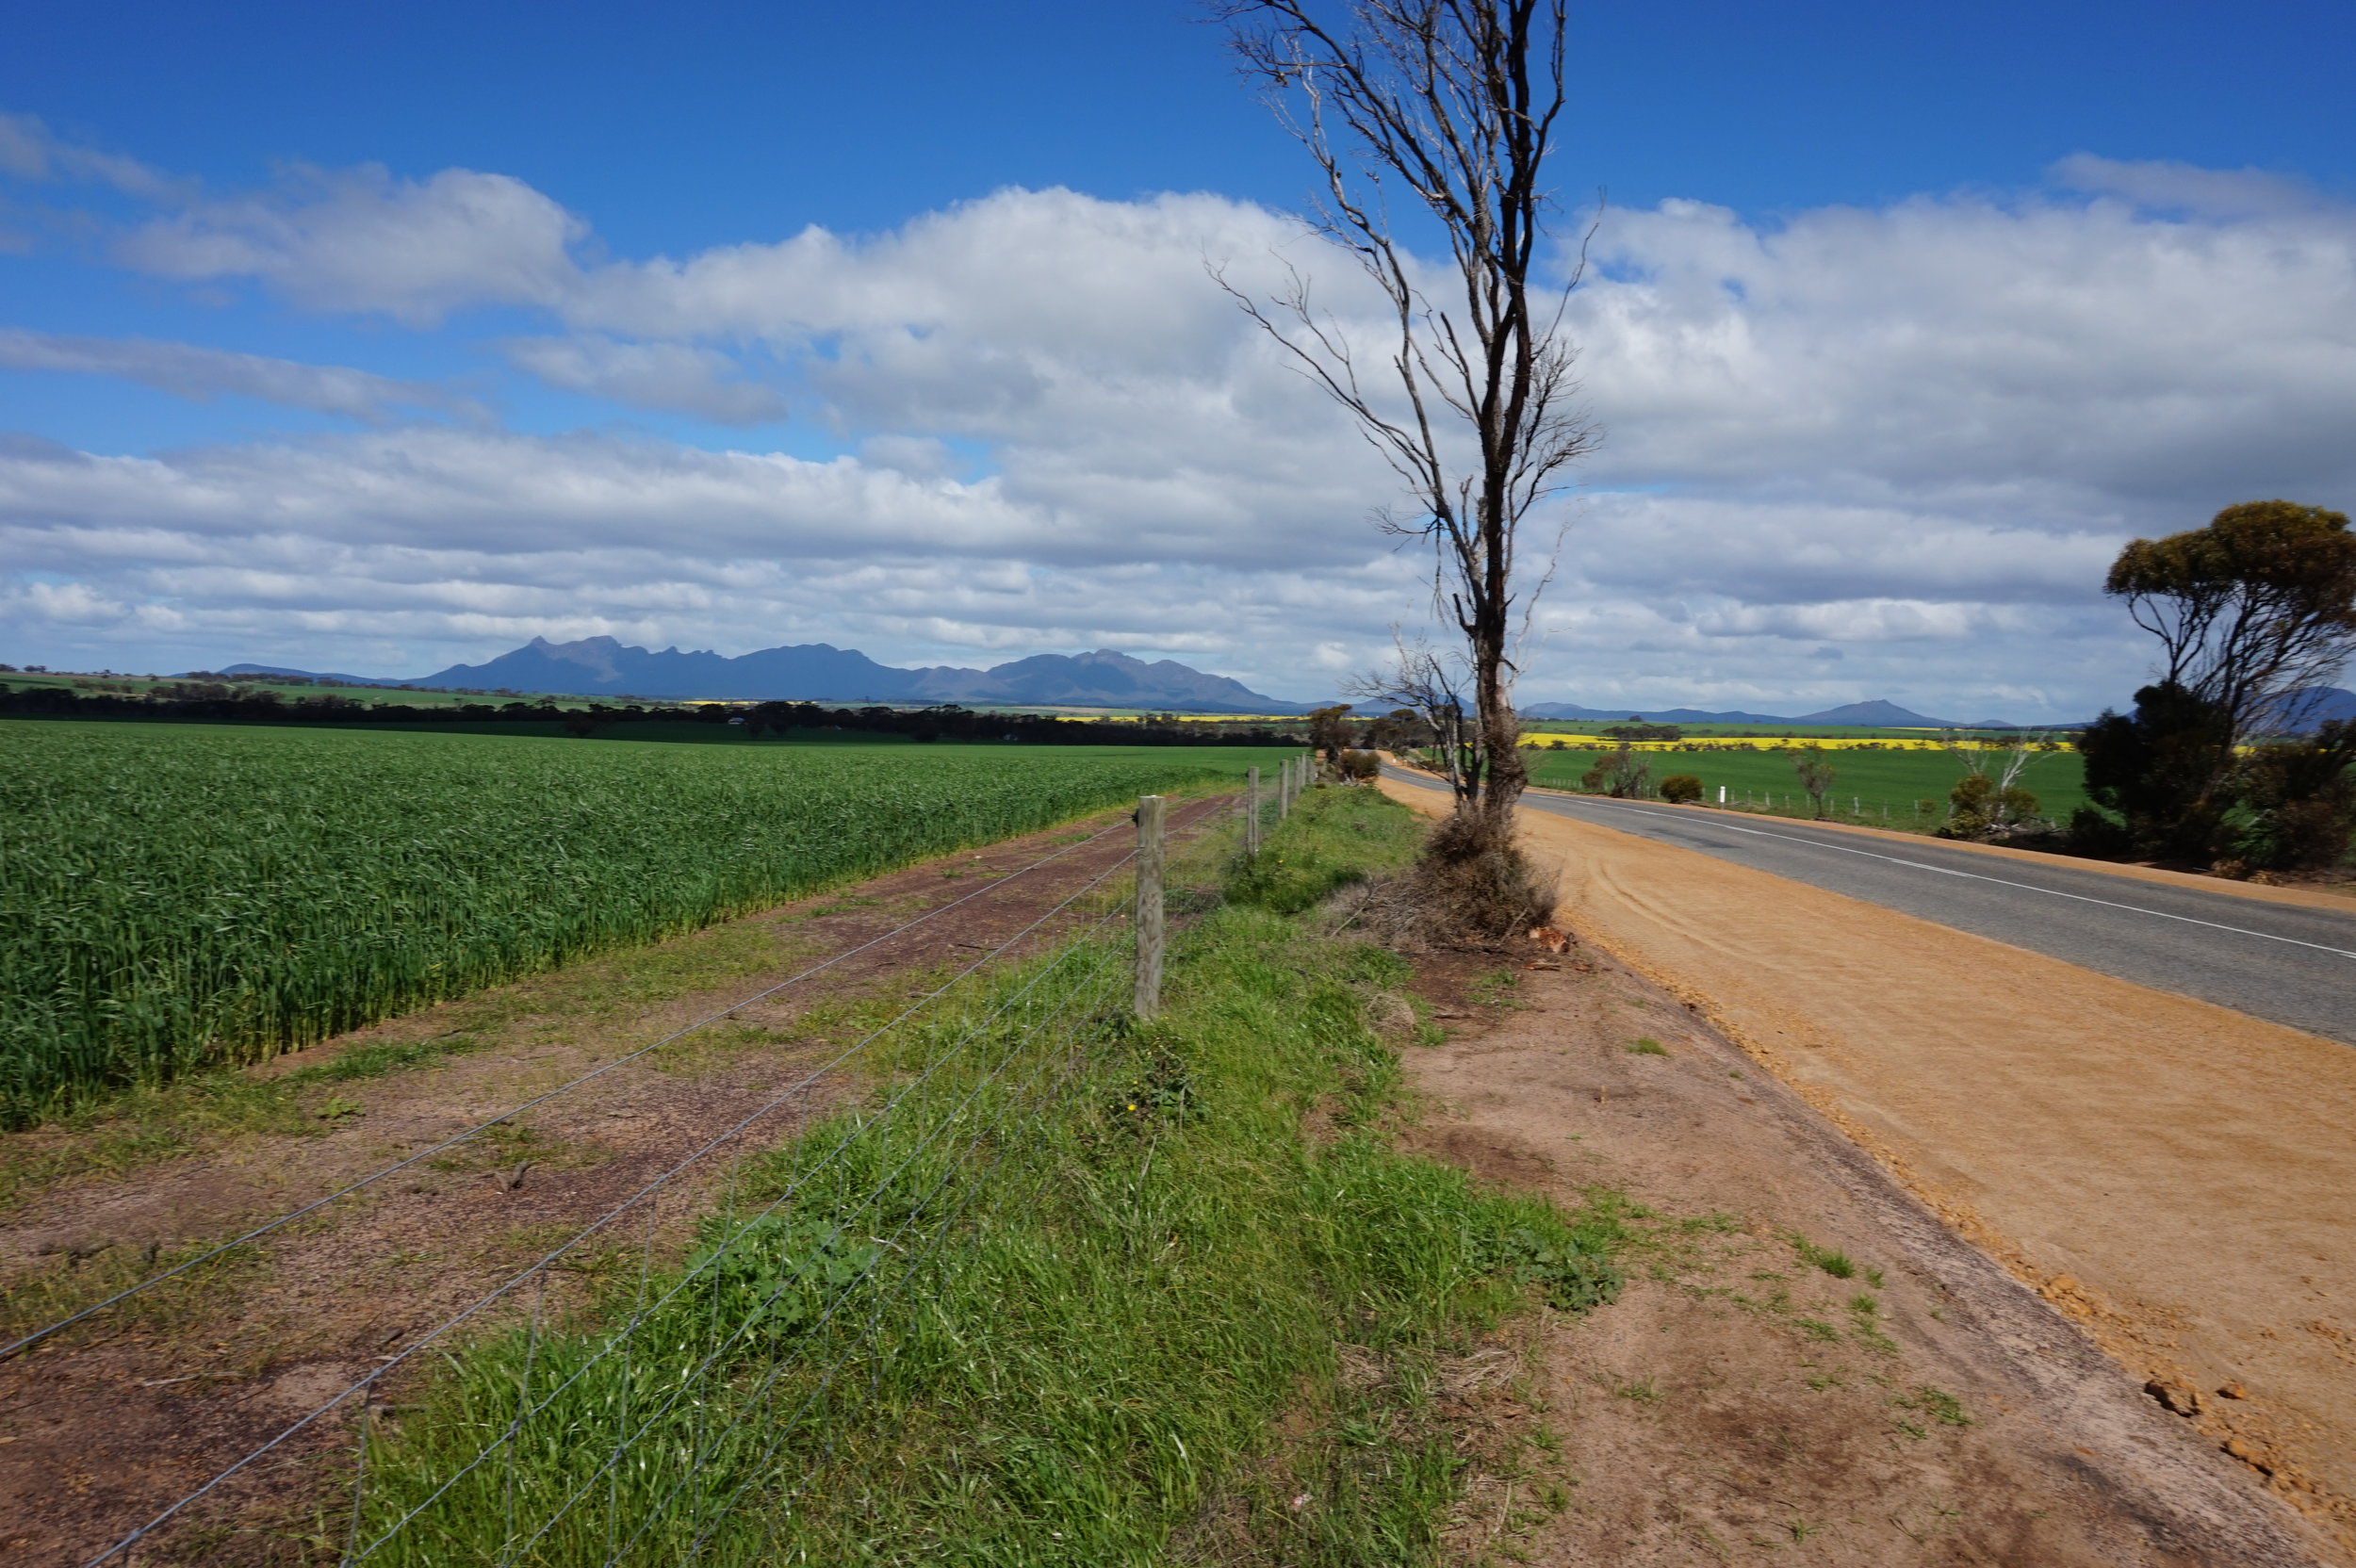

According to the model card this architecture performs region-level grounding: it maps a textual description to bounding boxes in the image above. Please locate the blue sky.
[4,1,2353,716]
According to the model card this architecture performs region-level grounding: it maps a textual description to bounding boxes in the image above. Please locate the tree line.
[0,681,1309,748]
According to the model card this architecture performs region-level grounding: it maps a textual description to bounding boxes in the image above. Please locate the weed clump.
[1789,1233,1858,1279]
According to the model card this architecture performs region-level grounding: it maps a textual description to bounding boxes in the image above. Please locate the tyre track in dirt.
[0,792,1231,1566]
[1376,775,2356,1560]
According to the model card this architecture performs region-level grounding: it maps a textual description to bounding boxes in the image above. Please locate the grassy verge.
[350,788,1626,1566]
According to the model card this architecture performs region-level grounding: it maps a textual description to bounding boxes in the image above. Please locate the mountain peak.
[1792,698,1955,727]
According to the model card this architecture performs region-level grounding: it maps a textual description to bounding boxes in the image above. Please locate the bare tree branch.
[1217,0,1598,826]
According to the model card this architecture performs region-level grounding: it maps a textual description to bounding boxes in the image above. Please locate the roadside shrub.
[1659,774,1703,805]
[1579,745,1651,798]
[2067,806,2135,858]
[2239,721,2356,873]
[1339,748,1381,782]
[1939,774,2040,841]
[2077,681,2238,862]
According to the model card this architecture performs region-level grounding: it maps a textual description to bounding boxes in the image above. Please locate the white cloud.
[0,328,483,421]
[500,335,784,423]
[2050,154,2325,220]
[6,143,2355,717]
[0,110,182,201]
[115,164,584,326]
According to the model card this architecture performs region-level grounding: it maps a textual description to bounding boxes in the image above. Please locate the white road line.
[1536,792,2356,962]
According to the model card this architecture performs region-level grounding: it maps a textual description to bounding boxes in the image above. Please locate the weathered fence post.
[1134,794,1166,1019]
[1245,766,1261,858]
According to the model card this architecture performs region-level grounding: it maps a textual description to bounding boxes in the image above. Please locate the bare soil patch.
[1389,940,2327,1566]
[0,793,1229,1566]
[1376,776,2341,1565]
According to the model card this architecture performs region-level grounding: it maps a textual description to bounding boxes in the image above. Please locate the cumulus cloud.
[0,328,484,421]
[1572,180,2356,512]
[6,139,2354,717]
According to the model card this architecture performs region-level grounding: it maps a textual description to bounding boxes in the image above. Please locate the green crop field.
[0,670,606,709]
[0,721,1283,1122]
[1523,743,2090,825]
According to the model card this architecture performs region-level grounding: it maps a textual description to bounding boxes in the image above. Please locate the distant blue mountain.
[2265,687,2356,734]
[1792,699,1963,727]
[1518,697,1996,727]
[213,662,401,686]
[1518,701,1793,725]
[221,637,1312,714]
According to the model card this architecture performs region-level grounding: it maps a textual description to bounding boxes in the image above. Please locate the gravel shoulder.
[1379,776,2350,1563]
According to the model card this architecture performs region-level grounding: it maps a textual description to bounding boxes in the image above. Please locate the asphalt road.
[1383,767,2356,1045]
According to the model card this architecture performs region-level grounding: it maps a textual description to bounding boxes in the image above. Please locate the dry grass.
[1346,808,1559,950]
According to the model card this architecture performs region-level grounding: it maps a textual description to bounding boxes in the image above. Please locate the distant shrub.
[1579,746,1651,798]
[1939,774,2039,841]
[1659,774,1703,805]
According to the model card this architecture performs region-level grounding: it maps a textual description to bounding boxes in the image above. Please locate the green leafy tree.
[2084,499,2356,863]
[1788,745,1836,819]
[2107,499,2356,743]
[1307,704,1357,770]
[1580,746,1650,798]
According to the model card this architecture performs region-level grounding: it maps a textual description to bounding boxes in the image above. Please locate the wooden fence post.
[1134,795,1167,1020]
[1245,766,1261,858]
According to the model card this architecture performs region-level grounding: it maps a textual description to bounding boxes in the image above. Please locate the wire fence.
[63,782,1277,1567]
[3,804,1159,1366]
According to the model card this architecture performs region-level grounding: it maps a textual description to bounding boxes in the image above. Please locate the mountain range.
[210,635,2356,730]
[226,637,1312,713]
[1517,697,2022,728]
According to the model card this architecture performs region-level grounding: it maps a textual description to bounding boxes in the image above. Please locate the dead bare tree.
[1219,0,1597,840]
[1345,631,1472,790]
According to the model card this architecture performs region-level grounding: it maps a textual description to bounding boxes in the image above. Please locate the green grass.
[352,788,1628,1566]
[1525,745,2090,825]
[1890,1385,1972,1429]
[1788,1233,1857,1280]
[0,721,1265,1121]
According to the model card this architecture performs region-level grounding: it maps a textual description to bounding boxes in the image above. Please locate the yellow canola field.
[1521,734,2074,753]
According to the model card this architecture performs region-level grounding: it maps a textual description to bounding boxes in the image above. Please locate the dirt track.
[1380,776,2356,1559]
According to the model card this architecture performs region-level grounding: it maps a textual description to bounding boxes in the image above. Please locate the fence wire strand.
[73,791,1250,1568]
